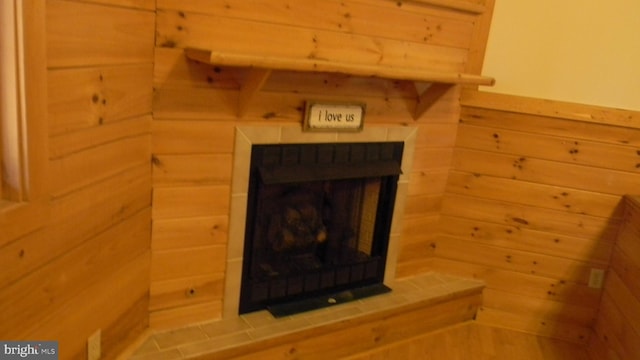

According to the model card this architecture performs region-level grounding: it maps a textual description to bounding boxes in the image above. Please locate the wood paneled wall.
[0,0,154,359]
[5,0,639,356]
[151,0,487,328]
[588,196,640,359]
[427,89,640,342]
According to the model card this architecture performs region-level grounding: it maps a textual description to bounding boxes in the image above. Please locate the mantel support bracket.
[413,82,454,120]
[238,68,272,117]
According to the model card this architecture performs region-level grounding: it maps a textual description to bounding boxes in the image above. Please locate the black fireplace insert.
[239,142,403,315]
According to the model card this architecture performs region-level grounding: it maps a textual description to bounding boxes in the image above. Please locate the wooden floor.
[343,322,591,360]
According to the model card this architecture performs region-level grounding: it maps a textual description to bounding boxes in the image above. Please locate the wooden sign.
[304,101,365,132]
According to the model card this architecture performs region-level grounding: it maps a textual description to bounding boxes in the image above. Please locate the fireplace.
[223,126,417,319]
[239,142,403,316]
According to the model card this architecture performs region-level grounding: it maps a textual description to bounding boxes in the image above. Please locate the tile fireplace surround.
[223,125,418,318]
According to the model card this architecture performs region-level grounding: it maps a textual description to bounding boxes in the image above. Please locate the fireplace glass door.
[239,142,403,315]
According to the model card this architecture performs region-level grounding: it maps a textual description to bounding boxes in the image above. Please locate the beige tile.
[304,303,364,326]
[236,126,281,145]
[389,181,408,236]
[336,126,388,142]
[434,273,468,283]
[240,310,278,328]
[387,126,418,143]
[390,126,418,183]
[130,337,159,357]
[280,126,338,143]
[199,317,251,338]
[178,332,254,358]
[357,292,409,313]
[406,284,452,303]
[153,326,209,349]
[410,273,448,289]
[387,278,421,294]
[442,278,485,295]
[222,258,243,319]
[227,194,247,260]
[247,315,312,340]
[384,234,401,284]
[231,130,252,195]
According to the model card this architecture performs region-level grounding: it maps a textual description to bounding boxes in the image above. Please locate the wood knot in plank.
[511,217,529,225]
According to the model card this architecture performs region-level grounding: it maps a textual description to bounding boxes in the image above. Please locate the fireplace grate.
[249,256,382,304]
[267,283,392,318]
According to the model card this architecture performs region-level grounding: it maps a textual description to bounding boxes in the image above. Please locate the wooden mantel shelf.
[185,48,495,119]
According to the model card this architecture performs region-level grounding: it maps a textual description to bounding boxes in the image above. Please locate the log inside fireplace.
[239,142,403,316]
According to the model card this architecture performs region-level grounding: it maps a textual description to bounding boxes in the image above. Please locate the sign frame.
[303,101,366,132]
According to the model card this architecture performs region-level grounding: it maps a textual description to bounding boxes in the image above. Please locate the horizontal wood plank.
[452,148,640,196]
[72,0,155,10]
[49,134,151,197]
[153,87,417,123]
[47,0,155,68]
[0,209,150,337]
[0,165,151,288]
[158,0,476,47]
[483,288,597,327]
[476,307,590,344]
[461,89,640,129]
[412,147,455,170]
[460,106,640,147]
[408,169,450,196]
[430,258,602,308]
[48,64,153,135]
[404,194,444,215]
[433,236,601,284]
[150,273,224,311]
[153,81,460,123]
[399,214,440,244]
[442,193,620,240]
[446,171,624,218]
[49,115,152,159]
[438,215,614,265]
[456,123,640,174]
[14,253,149,357]
[152,216,229,250]
[152,154,232,185]
[406,0,486,14]
[150,301,223,330]
[158,11,469,73]
[151,246,227,281]
[152,120,235,154]
[152,185,230,219]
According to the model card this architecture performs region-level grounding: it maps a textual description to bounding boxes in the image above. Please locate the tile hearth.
[129,272,484,359]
